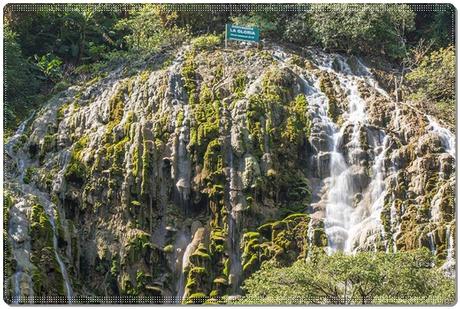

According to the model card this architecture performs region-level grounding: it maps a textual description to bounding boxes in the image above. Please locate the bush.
[308,4,415,60]
[239,248,455,305]
[406,46,455,127]
[191,34,222,50]
[34,53,64,83]
[4,24,40,133]
[114,4,189,53]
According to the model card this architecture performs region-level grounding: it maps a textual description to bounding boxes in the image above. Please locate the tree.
[308,4,415,60]
[4,24,39,132]
[239,249,455,305]
[114,4,189,53]
[405,46,455,127]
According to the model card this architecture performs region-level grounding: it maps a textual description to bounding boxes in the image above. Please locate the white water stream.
[6,113,74,303]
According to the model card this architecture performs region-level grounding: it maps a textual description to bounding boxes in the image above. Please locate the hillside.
[3,3,456,305]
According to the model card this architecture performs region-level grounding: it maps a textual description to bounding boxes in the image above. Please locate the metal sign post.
[225,24,228,49]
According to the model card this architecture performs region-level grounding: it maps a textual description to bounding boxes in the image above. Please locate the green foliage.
[191,34,222,50]
[231,13,278,36]
[406,46,455,127]
[240,249,455,304]
[4,24,40,134]
[34,53,63,83]
[308,4,415,60]
[114,4,189,53]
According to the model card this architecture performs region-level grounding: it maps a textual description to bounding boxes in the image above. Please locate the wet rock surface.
[3,43,455,302]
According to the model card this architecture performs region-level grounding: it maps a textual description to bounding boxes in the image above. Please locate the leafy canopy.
[239,249,455,305]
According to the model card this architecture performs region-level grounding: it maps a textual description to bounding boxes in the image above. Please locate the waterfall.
[426,115,455,157]
[6,113,74,302]
[345,135,390,253]
[9,199,34,304]
[291,50,392,254]
[441,225,455,277]
[52,150,71,200]
[45,204,74,301]
[168,48,192,213]
[5,112,36,156]
[175,231,193,303]
[306,219,315,258]
[427,231,437,255]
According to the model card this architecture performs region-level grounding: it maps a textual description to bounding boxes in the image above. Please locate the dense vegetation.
[4,4,455,135]
[239,249,455,305]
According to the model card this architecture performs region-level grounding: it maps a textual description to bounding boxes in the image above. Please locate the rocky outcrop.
[3,43,455,303]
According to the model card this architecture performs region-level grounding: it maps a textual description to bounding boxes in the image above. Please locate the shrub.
[191,34,222,50]
[406,46,455,127]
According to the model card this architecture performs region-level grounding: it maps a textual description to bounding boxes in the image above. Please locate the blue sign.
[226,24,260,43]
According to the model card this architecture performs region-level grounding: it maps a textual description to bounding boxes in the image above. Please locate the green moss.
[39,133,57,161]
[320,73,340,123]
[187,292,207,304]
[132,145,140,178]
[110,257,120,276]
[123,111,134,137]
[209,289,219,298]
[282,94,311,143]
[105,81,129,143]
[141,140,155,196]
[243,231,260,242]
[176,110,185,126]
[57,102,70,123]
[124,231,152,265]
[181,50,197,104]
[242,254,259,273]
[163,244,174,253]
[65,135,89,186]
[23,167,36,184]
[223,258,230,277]
[131,200,141,207]
[231,70,248,98]
[30,204,53,248]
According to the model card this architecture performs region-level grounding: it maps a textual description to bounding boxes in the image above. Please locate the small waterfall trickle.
[227,149,243,295]
[441,225,455,277]
[6,111,74,303]
[427,231,437,255]
[426,115,455,158]
[52,150,71,200]
[9,198,34,304]
[44,204,74,302]
[175,231,193,303]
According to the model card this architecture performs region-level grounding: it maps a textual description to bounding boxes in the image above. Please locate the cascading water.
[426,115,455,157]
[175,231,193,302]
[441,225,455,277]
[321,56,388,253]
[9,199,34,304]
[345,135,390,253]
[293,50,393,254]
[6,113,74,303]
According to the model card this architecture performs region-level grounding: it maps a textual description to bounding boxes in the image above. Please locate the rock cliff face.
[4,43,455,303]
